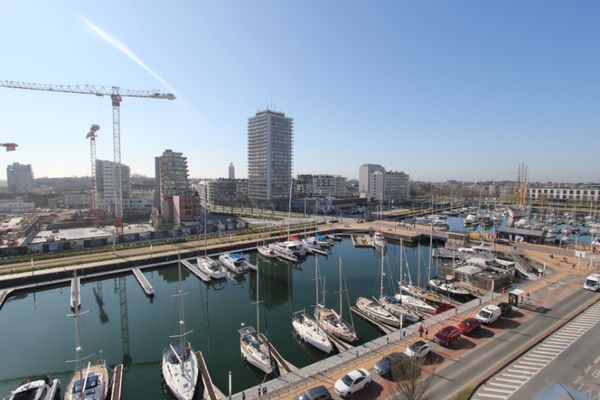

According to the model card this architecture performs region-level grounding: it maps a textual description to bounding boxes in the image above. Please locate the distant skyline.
[1,1,599,183]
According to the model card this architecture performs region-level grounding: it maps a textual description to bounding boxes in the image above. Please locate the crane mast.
[86,124,100,227]
[0,80,175,237]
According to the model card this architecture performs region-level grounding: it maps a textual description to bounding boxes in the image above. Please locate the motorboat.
[161,258,198,400]
[292,311,332,353]
[5,376,59,400]
[279,240,307,257]
[239,326,275,374]
[355,297,401,327]
[372,231,386,250]
[219,253,255,273]
[196,256,227,279]
[267,243,298,262]
[400,284,448,306]
[314,304,357,343]
[256,245,278,258]
[302,237,329,255]
[314,234,333,247]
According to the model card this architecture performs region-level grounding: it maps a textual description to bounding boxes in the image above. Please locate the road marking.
[473,300,600,400]
[476,392,507,399]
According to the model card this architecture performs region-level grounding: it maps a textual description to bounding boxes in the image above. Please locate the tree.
[390,356,435,400]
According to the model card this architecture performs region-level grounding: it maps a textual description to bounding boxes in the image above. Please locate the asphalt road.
[426,287,600,399]
[507,303,600,399]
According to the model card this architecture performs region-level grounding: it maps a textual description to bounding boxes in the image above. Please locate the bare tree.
[390,357,435,400]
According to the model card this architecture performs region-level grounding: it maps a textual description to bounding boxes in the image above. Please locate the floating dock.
[324,331,354,352]
[258,333,297,376]
[70,277,81,310]
[131,267,154,297]
[110,364,123,400]
[196,351,224,400]
[350,306,396,335]
[0,289,14,310]
[181,259,211,282]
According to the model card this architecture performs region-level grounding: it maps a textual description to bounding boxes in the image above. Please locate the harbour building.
[6,162,34,194]
[247,110,293,208]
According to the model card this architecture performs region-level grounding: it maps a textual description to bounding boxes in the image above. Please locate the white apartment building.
[528,186,600,201]
[368,170,410,203]
[359,164,384,195]
[95,160,130,212]
[247,110,293,204]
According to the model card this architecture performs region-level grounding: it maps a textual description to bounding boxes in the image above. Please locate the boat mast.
[177,254,186,355]
[339,257,343,317]
[204,207,208,256]
[399,238,403,292]
[379,250,384,299]
[74,270,83,381]
[428,221,433,284]
[256,260,260,334]
[287,179,293,238]
[417,242,421,288]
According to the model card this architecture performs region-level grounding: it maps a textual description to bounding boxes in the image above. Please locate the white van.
[583,274,600,291]
[476,305,502,324]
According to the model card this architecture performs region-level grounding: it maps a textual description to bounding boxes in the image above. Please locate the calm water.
[0,239,440,398]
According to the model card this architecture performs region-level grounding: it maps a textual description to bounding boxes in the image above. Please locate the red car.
[433,326,461,347]
[457,317,481,335]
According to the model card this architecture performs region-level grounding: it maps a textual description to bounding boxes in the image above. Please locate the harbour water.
[0,239,440,398]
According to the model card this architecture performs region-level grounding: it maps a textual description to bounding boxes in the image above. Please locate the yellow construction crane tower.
[0,80,175,235]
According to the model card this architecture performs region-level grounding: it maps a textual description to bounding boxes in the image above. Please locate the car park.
[457,317,481,335]
[497,301,512,316]
[334,369,371,398]
[403,340,432,359]
[297,385,332,400]
[433,326,461,347]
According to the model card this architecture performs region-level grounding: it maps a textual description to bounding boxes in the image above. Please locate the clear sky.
[1,1,599,183]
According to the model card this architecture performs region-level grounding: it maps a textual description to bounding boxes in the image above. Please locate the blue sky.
[1,1,599,182]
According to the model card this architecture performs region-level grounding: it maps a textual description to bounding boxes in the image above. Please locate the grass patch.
[449,387,473,400]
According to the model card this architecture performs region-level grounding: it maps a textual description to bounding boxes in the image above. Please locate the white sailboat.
[239,260,276,374]
[356,252,402,327]
[314,257,357,343]
[394,242,436,315]
[267,243,298,263]
[64,272,109,400]
[197,208,227,279]
[219,253,255,273]
[161,257,199,400]
[292,259,333,353]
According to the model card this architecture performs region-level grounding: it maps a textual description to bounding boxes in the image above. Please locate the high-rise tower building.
[228,162,235,179]
[247,110,293,206]
[359,164,385,195]
[96,160,130,212]
[6,162,34,193]
[156,149,189,200]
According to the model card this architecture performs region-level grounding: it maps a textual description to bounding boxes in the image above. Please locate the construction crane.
[86,124,101,227]
[0,80,176,236]
[0,143,18,151]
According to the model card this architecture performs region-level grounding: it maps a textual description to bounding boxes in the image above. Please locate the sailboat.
[292,258,333,353]
[314,257,357,343]
[239,260,276,374]
[64,272,109,400]
[197,208,227,279]
[257,225,278,258]
[356,252,402,327]
[394,243,436,315]
[377,249,420,323]
[161,256,199,400]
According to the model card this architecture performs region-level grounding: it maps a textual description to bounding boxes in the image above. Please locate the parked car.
[297,385,332,400]
[497,301,513,316]
[457,317,481,335]
[374,352,409,377]
[433,326,461,347]
[495,238,510,245]
[476,305,502,324]
[374,352,420,380]
[403,340,432,359]
[334,368,371,398]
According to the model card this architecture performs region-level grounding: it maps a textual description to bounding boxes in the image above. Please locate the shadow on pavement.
[469,327,494,339]
[352,381,383,399]
[424,352,445,366]
[457,337,476,350]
